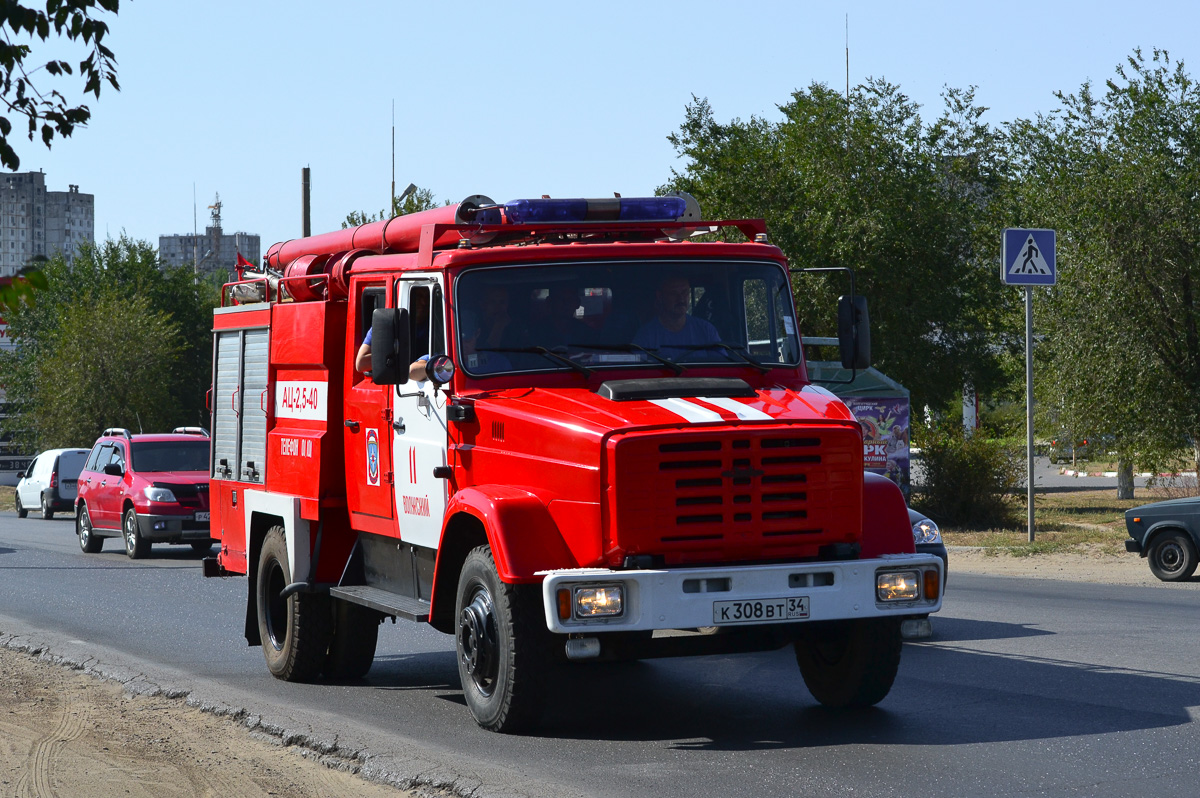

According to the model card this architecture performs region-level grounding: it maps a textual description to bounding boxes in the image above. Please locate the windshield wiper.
[574,343,687,375]
[479,346,594,377]
[667,343,773,374]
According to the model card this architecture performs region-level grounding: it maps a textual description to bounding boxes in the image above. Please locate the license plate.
[713,596,809,625]
[194,511,210,522]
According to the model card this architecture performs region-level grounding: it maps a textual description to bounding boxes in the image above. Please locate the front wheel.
[795,618,902,708]
[455,545,549,733]
[15,493,27,519]
[256,526,332,681]
[77,504,102,553]
[123,508,150,559]
[1147,530,1199,582]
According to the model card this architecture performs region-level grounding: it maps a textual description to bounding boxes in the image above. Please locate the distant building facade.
[0,171,95,276]
[159,195,260,280]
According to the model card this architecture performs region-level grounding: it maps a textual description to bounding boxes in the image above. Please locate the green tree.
[34,293,181,444]
[1007,49,1200,495]
[0,1,120,170]
[342,185,440,228]
[0,236,219,450]
[662,82,1014,413]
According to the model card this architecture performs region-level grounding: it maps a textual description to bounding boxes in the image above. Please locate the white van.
[16,448,89,519]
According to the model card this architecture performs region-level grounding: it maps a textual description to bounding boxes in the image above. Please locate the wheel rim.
[42,496,47,513]
[79,509,90,545]
[124,513,136,554]
[263,558,288,651]
[458,584,498,696]
[1157,541,1185,574]
[15,496,21,514]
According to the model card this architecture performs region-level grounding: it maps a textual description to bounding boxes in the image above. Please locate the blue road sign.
[1002,228,1056,286]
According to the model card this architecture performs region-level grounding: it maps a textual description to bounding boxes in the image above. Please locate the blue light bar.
[504,197,687,225]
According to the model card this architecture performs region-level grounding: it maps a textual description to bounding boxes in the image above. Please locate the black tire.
[123,507,150,559]
[40,493,53,520]
[190,541,214,555]
[455,545,549,733]
[256,525,333,681]
[1147,530,1199,582]
[15,493,26,519]
[324,599,382,680]
[795,618,903,708]
[77,504,102,553]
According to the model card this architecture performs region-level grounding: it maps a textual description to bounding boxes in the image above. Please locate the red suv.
[75,428,213,558]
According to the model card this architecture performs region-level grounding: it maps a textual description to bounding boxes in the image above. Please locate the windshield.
[454,260,800,376]
[130,440,210,472]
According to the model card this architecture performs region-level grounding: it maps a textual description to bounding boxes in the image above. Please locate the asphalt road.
[2,513,1199,797]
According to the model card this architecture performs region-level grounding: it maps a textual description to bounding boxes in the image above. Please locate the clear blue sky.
[15,0,1200,254]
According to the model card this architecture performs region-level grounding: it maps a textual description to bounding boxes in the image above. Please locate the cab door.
[391,278,449,550]
[344,280,396,535]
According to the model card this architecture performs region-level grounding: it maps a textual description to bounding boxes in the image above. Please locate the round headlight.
[912,517,941,545]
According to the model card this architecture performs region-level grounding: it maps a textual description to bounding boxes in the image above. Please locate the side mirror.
[837,295,870,370]
[369,307,410,385]
[102,463,124,477]
[427,354,455,388]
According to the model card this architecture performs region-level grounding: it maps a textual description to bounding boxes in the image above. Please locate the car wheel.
[123,508,150,559]
[455,545,549,733]
[40,493,53,520]
[794,618,902,708]
[1147,530,1199,582]
[77,505,102,553]
[256,525,332,681]
[324,598,382,680]
[15,493,26,519]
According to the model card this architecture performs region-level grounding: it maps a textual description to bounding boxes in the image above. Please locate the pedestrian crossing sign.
[1002,228,1056,286]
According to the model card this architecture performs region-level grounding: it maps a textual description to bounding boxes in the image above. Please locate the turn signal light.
[556,588,571,621]
[924,569,940,601]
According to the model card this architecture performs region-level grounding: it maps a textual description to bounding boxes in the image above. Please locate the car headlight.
[556,584,625,620]
[143,486,177,503]
[913,516,941,545]
[877,570,921,601]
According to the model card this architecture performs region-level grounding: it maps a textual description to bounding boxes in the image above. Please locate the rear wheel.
[455,545,549,733]
[123,508,150,559]
[1147,530,1199,582]
[324,599,382,680]
[77,504,102,553]
[15,494,26,519]
[256,525,332,681]
[795,618,902,708]
[40,494,53,520]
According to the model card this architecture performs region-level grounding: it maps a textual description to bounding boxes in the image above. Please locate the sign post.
[1002,228,1056,542]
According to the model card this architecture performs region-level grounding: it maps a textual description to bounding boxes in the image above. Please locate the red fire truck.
[205,194,943,732]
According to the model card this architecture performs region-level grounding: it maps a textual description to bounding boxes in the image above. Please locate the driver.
[632,273,721,359]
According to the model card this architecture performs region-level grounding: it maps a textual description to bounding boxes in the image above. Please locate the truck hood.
[471,380,856,442]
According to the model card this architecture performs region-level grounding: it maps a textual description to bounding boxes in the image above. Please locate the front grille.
[607,427,862,564]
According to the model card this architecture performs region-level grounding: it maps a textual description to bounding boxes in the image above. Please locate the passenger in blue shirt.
[632,274,723,360]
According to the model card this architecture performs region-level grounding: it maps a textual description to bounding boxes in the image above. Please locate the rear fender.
[861,472,915,558]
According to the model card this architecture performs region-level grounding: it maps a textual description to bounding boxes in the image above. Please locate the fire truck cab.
[206,194,943,732]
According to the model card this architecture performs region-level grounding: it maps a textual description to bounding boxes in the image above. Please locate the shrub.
[912,422,1024,529]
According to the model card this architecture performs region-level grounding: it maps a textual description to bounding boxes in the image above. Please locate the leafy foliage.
[661,83,1015,412]
[912,421,1024,529]
[0,1,120,170]
[342,185,440,228]
[1006,49,1200,477]
[0,236,219,450]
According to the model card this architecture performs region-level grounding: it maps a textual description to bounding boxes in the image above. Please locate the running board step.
[330,585,430,622]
